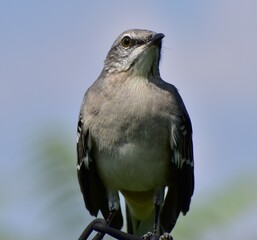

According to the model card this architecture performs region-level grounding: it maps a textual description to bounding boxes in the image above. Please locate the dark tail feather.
[126,203,133,234]
[160,185,181,233]
[160,165,194,233]
[101,204,123,230]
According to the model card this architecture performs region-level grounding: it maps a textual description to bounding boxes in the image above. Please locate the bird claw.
[142,232,153,240]
[142,231,173,240]
[142,232,159,240]
[159,232,173,240]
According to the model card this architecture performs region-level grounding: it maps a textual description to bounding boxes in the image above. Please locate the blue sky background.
[1,1,257,239]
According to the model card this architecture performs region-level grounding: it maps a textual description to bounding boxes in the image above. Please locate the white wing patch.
[180,124,187,136]
[76,117,91,170]
[170,121,193,169]
[173,149,194,169]
[170,124,179,148]
[76,157,89,170]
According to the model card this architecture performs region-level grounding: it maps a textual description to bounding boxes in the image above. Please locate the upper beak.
[149,33,165,46]
[153,33,165,41]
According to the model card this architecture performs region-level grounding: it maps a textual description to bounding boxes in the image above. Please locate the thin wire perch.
[78,218,142,240]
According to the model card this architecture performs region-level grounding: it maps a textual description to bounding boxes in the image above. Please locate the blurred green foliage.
[173,171,257,240]
[28,129,91,239]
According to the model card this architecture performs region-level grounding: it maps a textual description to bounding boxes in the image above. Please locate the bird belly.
[96,141,171,192]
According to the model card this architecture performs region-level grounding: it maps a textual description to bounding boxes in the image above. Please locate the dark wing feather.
[76,116,123,229]
[160,114,194,233]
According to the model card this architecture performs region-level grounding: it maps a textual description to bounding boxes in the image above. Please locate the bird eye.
[121,36,132,48]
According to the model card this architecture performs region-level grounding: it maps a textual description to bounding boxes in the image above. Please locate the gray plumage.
[77,29,194,236]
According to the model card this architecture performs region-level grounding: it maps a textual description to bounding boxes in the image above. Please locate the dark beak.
[153,33,165,41]
[149,33,165,46]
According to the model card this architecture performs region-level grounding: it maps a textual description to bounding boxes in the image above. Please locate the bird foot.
[142,232,159,240]
[142,232,173,240]
[159,232,173,240]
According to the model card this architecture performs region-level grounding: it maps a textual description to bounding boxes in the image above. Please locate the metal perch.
[78,218,142,240]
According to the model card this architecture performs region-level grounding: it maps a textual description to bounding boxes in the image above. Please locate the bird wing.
[160,99,194,233]
[76,116,123,229]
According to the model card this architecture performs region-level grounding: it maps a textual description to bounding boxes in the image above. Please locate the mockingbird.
[77,29,194,239]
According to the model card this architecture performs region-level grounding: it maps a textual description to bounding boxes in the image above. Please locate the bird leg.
[106,209,116,225]
[142,203,162,240]
[142,188,164,240]
[153,203,161,236]
[92,191,120,240]
[92,210,116,240]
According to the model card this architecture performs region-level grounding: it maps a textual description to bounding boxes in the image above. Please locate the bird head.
[104,29,165,77]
